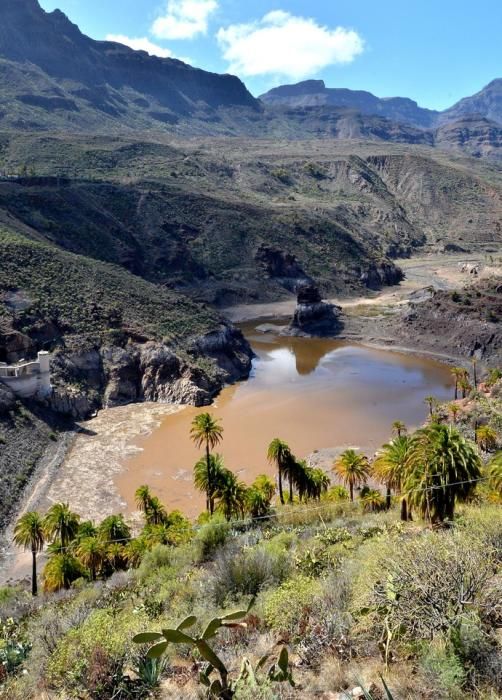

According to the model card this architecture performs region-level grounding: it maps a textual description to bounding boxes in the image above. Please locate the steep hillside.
[0,135,500,307]
[441,78,502,125]
[0,229,252,415]
[0,0,260,134]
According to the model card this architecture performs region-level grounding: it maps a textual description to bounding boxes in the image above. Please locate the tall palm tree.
[450,367,467,401]
[13,512,45,596]
[135,485,153,517]
[404,423,481,524]
[76,536,106,581]
[190,413,223,515]
[43,503,80,549]
[488,451,502,493]
[282,453,300,502]
[194,453,226,513]
[98,514,131,544]
[215,469,247,522]
[333,449,370,502]
[476,425,498,452]
[373,436,412,517]
[392,421,407,438]
[267,438,292,505]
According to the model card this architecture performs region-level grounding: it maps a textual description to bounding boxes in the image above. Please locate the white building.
[0,351,52,399]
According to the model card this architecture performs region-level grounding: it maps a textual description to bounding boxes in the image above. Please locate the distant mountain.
[441,79,502,125]
[259,80,439,128]
[260,79,502,129]
[0,0,260,133]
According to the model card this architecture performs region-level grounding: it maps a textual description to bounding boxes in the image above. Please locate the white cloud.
[106,34,174,58]
[216,11,364,79]
[152,0,218,40]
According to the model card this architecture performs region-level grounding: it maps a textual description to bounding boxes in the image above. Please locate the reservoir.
[115,321,454,517]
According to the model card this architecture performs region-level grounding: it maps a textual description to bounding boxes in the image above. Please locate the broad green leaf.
[256,654,269,670]
[222,608,247,621]
[177,615,197,631]
[278,647,289,673]
[199,672,210,687]
[146,641,168,659]
[202,617,223,639]
[380,674,395,700]
[196,640,227,674]
[132,632,163,644]
[161,628,194,644]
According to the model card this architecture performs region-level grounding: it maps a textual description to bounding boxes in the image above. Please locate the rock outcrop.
[255,245,312,293]
[285,282,342,337]
[47,324,253,419]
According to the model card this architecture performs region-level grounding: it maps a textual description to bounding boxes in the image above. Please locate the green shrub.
[194,518,230,561]
[262,575,323,634]
[419,641,465,699]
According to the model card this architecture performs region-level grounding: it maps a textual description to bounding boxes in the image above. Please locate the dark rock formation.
[359,261,404,290]
[255,245,312,293]
[285,282,342,337]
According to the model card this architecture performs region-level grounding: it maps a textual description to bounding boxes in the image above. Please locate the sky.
[38,0,502,110]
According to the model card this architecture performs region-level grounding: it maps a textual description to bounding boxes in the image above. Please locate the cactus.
[133,602,294,698]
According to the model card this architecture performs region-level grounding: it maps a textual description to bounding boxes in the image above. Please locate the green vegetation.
[1,374,501,698]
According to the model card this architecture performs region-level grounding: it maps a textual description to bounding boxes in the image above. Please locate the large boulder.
[285,282,342,337]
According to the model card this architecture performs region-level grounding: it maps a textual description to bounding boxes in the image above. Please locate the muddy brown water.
[115,322,454,518]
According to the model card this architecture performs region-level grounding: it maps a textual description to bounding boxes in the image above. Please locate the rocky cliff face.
[46,324,253,419]
[285,282,343,337]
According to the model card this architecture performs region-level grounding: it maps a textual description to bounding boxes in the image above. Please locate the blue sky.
[38,0,502,109]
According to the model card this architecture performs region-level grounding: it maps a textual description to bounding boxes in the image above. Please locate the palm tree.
[309,468,330,501]
[124,537,148,568]
[404,423,481,524]
[476,425,498,452]
[215,469,247,522]
[333,449,370,502]
[450,367,467,401]
[424,396,436,418]
[194,453,226,514]
[488,452,502,493]
[282,453,300,502]
[448,403,461,424]
[135,485,153,517]
[392,421,407,438]
[13,512,45,596]
[246,488,271,519]
[252,474,276,502]
[459,376,472,399]
[360,488,385,513]
[106,542,127,571]
[98,514,131,544]
[145,496,168,526]
[471,358,478,388]
[42,553,83,592]
[190,413,223,515]
[43,503,80,549]
[76,536,106,581]
[76,520,97,542]
[267,438,292,505]
[373,436,412,517]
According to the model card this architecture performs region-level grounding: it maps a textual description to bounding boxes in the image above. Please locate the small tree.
[13,512,45,596]
[191,414,224,516]
[333,449,370,502]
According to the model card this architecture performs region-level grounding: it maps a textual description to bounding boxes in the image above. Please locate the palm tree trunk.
[386,486,391,510]
[278,470,284,505]
[454,381,458,401]
[349,483,354,502]
[31,547,38,597]
[289,478,293,503]
[206,443,213,515]
[400,497,408,522]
